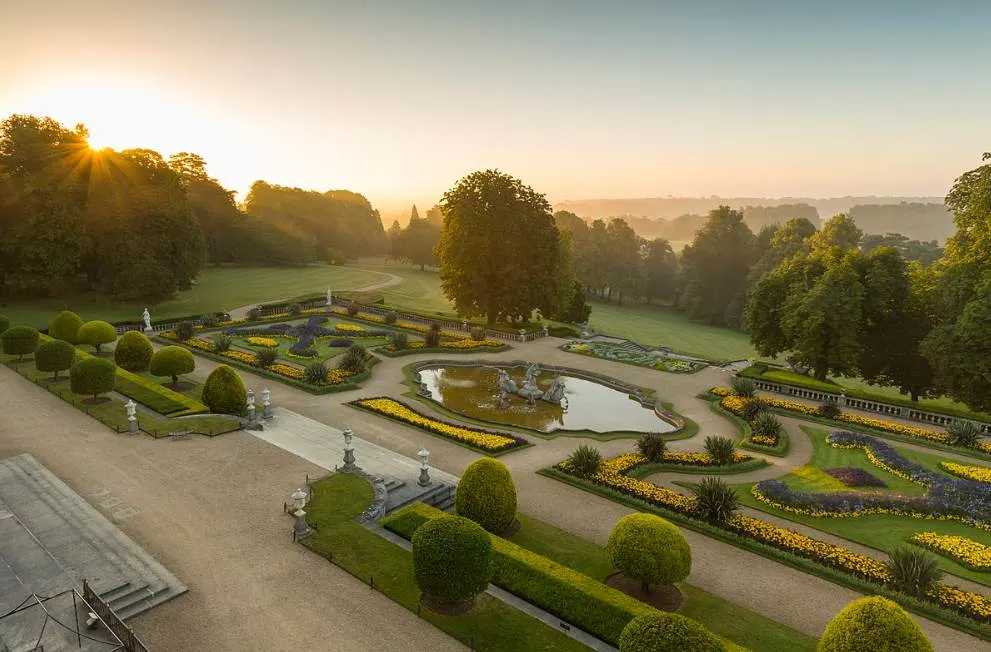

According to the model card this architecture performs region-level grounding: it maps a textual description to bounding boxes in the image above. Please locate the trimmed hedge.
[48,310,83,343]
[69,357,116,399]
[34,339,76,380]
[818,596,933,652]
[2,326,39,360]
[619,613,724,652]
[383,503,658,645]
[201,365,247,415]
[411,515,492,605]
[76,320,117,353]
[607,514,691,588]
[150,345,195,385]
[455,458,518,533]
[115,331,154,372]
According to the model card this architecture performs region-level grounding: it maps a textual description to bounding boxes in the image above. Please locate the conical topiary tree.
[818,596,933,652]
[114,331,154,372]
[201,364,247,415]
[49,310,83,343]
[455,458,518,533]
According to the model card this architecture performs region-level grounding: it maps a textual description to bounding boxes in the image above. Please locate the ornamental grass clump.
[390,331,408,350]
[175,321,195,342]
[885,546,943,598]
[346,303,360,316]
[383,311,398,324]
[730,376,756,398]
[213,333,232,353]
[618,613,723,652]
[470,326,487,341]
[568,444,602,478]
[819,398,841,419]
[337,344,366,373]
[303,361,328,384]
[691,477,739,524]
[741,398,765,422]
[256,348,278,368]
[817,596,933,652]
[606,513,691,593]
[703,436,735,465]
[947,420,981,448]
[636,432,667,462]
[752,412,782,439]
[412,515,493,611]
[455,458,517,533]
[424,325,442,348]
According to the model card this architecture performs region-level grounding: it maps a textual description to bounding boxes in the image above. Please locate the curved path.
[151,335,985,651]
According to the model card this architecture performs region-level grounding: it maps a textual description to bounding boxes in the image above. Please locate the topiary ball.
[35,339,77,380]
[114,331,154,372]
[818,596,933,652]
[202,364,247,414]
[618,613,723,652]
[149,345,195,385]
[2,326,40,360]
[49,310,83,343]
[76,320,117,353]
[69,357,116,400]
[607,513,691,589]
[455,458,518,533]
[412,515,492,606]
[0,314,9,336]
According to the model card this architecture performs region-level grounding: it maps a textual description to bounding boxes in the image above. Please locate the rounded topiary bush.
[412,515,492,609]
[76,320,117,354]
[149,345,195,386]
[0,314,9,336]
[114,331,154,372]
[607,513,691,592]
[35,339,77,380]
[818,596,932,652]
[618,613,723,652]
[2,326,40,361]
[455,458,518,533]
[69,357,116,401]
[201,364,247,415]
[48,310,83,343]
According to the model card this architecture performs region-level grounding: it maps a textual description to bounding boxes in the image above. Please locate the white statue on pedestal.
[142,308,152,332]
[326,289,333,306]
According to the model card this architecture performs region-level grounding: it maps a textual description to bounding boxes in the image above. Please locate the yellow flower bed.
[709,386,734,397]
[269,363,304,380]
[186,338,215,353]
[911,532,991,570]
[941,461,991,483]
[438,338,502,349]
[353,398,523,452]
[335,323,364,332]
[245,336,279,347]
[751,434,778,446]
[222,350,257,365]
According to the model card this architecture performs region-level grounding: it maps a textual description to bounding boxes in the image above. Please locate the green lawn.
[302,474,588,652]
[0,265,384,329]
[506,513,817,651]
[734,426,991,586]
[349,260,458,316]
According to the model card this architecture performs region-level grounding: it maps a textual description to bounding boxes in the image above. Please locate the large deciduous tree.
[642,238,678,303]
[604,218,643,304]
[436,170,571,324]
[394,210,440,270]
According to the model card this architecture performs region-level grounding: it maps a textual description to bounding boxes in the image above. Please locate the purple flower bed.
[753,431,991,525]
[824,467,886,487]
[327,338,353,347]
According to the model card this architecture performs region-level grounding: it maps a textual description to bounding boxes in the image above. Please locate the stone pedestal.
[418,466,431,487]
[143,326,154,336]
[342,447,359,472]
[293,509,311,539]
[128,419,137,434]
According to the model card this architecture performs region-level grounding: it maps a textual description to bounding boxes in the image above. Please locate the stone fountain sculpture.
[494,364,567,408]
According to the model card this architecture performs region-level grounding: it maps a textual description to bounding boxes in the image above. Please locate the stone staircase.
[382,477,455,516]
[0,454,187,622]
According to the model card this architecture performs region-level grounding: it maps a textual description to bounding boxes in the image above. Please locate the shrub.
[35,339,76,380]
[568,444,602,477]
[636,433,667,462]
[703,436,735,465]
[456,458,517,533]
[213,333,232,353]
[256,348,278,368]
[947,420,981,448]
[175,321,195,341]
[691,477,739,524]
[114,331,153,372]
[383,311,398,324]
[202,314,220,328]
[885,546,943,598]
[69,357,115,400]
[607,514,691,592]
[0,314,8,336]
[201,364,247,414]
[618,613,723,652]
[470,326,487,341]
[338,344,366,373]
[2,326,40,361]
[730,376,756,398]
[48,310,83,343]
[288,303,302,316]
[752,411,782,438]
[390,331,408,350]
[247,308,262,320]
[346,303,360,316]
[76,320,117,354]
[817,596,933,652]
[412,515,492,607]
[741,398,764,422]
[819,398,841,419]
[424,328,442,348]
[303,361,328,384]
[547,325,581,338]
[149,345,195,386]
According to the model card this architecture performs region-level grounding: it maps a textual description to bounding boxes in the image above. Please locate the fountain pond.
[415,365,676,434]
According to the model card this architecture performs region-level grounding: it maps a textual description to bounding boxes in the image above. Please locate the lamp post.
[417,448,431,486]
[290,488,310,539]
[261,388,271,419]
[246,389,256,423]
[342,427,358,472]
[124,399,137,434]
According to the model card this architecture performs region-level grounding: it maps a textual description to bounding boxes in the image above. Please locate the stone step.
[384,482,453,515]
[431,495,455,512]
[383,478,406,492]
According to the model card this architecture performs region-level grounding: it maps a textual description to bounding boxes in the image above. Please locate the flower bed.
[823,467,886,487]
[549,451,991,625]
[335,323,364,332]
[245,336,279,347]
[561,341,707,373]
[349,397,527,453]
[714,393,787,452]
[942,462,991,484]
[910,532,991,571]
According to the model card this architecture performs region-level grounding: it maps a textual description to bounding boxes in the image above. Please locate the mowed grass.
[0,265,385,329]
[735,426,991,586]
[506,513,817,651]
[347,259,458,316]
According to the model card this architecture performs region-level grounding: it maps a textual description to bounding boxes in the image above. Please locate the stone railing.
[748,377,991,434]
[113,313,231,336]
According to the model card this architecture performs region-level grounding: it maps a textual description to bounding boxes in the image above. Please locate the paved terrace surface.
[163,336,984,651]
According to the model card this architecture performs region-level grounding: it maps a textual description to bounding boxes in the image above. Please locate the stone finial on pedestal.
[342,427,359,472]
[417,448,431,486]
[261,387,271,418]
[246,389,256,422]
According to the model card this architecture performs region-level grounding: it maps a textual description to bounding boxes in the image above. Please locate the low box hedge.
[382,503,657,645]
